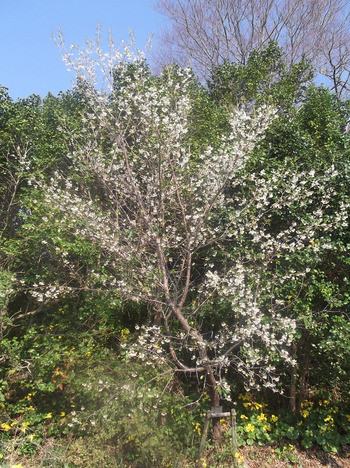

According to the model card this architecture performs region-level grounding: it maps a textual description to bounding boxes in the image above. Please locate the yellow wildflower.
[245,423,255,433]
[44,412,52,419]
[240,414,248,420]
[301,409,309,418]
[21,421,30,433]
[1,423,11,431]
[301,400,313,409]
[192,422,201,435]
[324,415,334,425]
[257,413,267,422]
[120,328,130,340]
[239,392,252,401]
[271,414,278,422]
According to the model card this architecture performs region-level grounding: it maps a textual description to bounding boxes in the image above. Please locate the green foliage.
[208,42,313,109]
[64,357,199,467]
[0,269,16,338]
[308,313,350,398]
[234,393,350,454]
[297,399,350,453]
[0,291,147,460]
[0,321,96,450]
[298,86,349,156]
[260,85,350,171]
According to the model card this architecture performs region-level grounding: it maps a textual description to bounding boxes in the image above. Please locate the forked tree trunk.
[170,304,222,440]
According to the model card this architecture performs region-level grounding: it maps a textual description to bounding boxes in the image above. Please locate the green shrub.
[233,392,350,453]
[64,356,199,467]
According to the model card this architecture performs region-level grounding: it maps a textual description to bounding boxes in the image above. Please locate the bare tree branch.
[153,0,350,97]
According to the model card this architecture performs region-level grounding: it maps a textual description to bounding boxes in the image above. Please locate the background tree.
[153,0,350,97]
[207,41,313,110]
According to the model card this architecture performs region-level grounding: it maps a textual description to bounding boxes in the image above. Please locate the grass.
[2,437,349,467]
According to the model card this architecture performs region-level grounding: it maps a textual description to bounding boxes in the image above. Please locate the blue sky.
[0,0,163,99]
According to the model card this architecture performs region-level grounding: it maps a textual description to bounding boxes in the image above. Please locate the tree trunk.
[297,353,310,412]
[289,342,297,413]
[171,305,222,440]
[206,366,222,441]
[290,369,297,414]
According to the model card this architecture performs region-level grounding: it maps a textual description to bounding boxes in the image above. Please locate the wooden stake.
[231,409,238,467]
[198,410,210,464]
[198,407,238,467]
